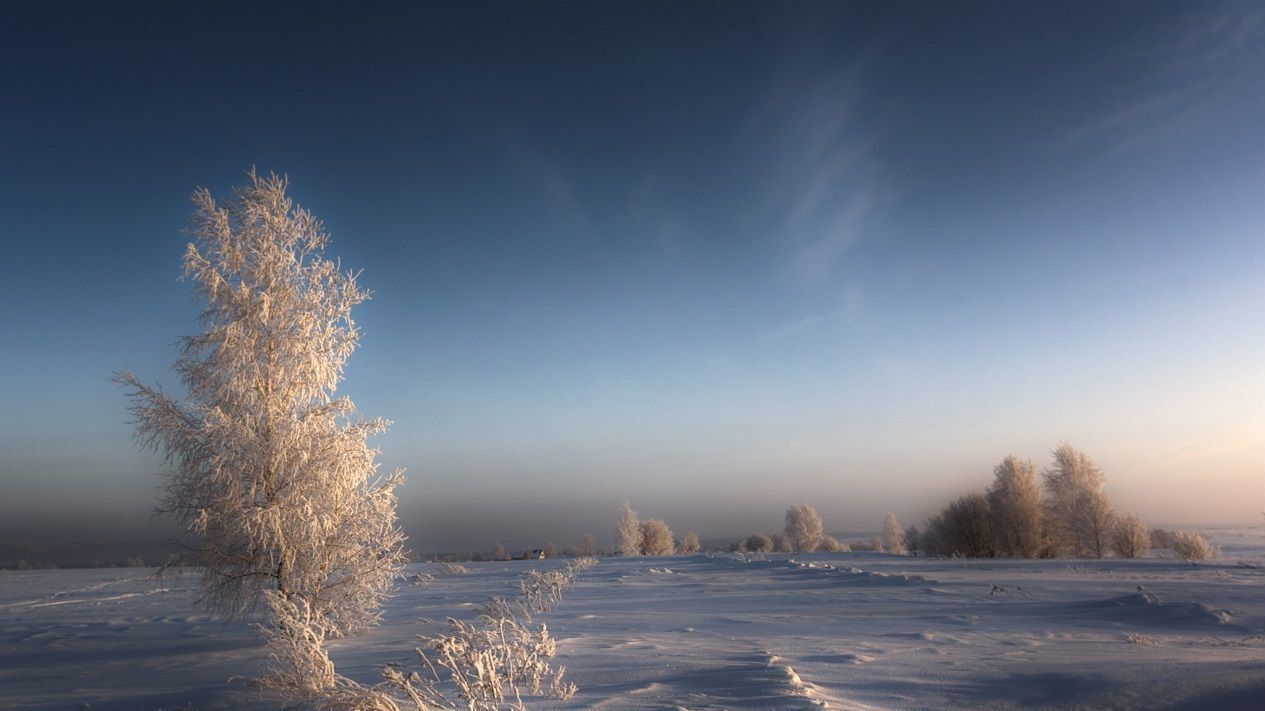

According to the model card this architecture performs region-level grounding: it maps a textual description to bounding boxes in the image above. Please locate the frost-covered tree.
[784,504,824,553]
[1111,513,1150,559]
[882,513,907,555]
[904,525,922,557]
[542,542,558,559]
[493,543,510,561]
[1169,530,1218,561]
[639,519,674,556]
[1043,444,1115,558]
[987,455,1045,558]
[117,171,404,697]
[744,534,773,552]
[575,533,597,558]
[616,501,641,556]
[926,493,994,558]
[676,531,701,554]
[771,532,794,553]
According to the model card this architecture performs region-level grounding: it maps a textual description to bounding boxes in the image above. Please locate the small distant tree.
[676,531,701,554]
[639,519,674,556]
[1043,443,1114,558]
[771,532,793,553]
[926,493,994,558]
[1110,514,1150,558]
[616,501,641,557]
[882,513,907,555]
[904,525,922,557]
[987,455,1045,558]
[784,504,824,553]
[817,534,843,552]
[493,543,510,561]
[1169,530,1218,561]
[542,543,558,559]
[1149,528,1173,550]
[117,171,405,698]
[575,533,597,558]
[744,534,773,553]
[637,519,674,556]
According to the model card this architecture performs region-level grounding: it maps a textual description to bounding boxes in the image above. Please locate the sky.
[1,1,1262,552]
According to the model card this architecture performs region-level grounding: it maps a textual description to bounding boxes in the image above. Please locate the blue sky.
[1,1,1262,550]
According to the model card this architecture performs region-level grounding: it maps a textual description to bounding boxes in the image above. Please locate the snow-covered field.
[2,527,1263,710]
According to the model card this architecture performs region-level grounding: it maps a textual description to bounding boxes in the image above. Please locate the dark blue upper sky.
[2,1,1262,549]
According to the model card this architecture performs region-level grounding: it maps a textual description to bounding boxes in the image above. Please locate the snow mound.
[1073,593,1238,629]
[787,560,934,586]
[608,651,829,709]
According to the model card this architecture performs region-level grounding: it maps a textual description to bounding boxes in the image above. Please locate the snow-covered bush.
[344,558,597,710]
[437,562,472,575]
[617,501,641,556]
[882,513,907,555]
[1168,530,1218,562]
[572,533,597,558]
[676,531,701,554]
[904,525,922,556]
[816,534,845,553]
[744,534,773,553]
[639,519,675,556]
[771,533,794,553]
[784,504,824,553]
[1111,513,1150,558]
[117,171,405,699]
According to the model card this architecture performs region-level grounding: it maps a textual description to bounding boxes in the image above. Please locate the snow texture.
[1,526,1262,710]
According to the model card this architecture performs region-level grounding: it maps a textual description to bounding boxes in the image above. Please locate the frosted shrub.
[676,531,701,554]
[1111,514,1151,559]
[771,533,794,553]
[1150,528,1173,549]
[816,534,843,553]
[639,519,675,556]
[784,504,824,553]
[1169,531,1218,562]
[744,534,773,553]
[438,562,473,575]
[573,533,597,558]
[365,558,595,710]
[882,513,907,555]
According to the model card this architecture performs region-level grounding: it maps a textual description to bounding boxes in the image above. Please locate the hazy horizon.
[2,1,1262,553]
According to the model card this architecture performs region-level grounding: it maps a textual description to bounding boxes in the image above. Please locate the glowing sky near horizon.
[1,1,1262,550]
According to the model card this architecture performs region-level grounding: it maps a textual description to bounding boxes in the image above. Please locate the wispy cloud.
[1055,2,1265,154]
[763,286,866,340]
[748,51,889,281]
